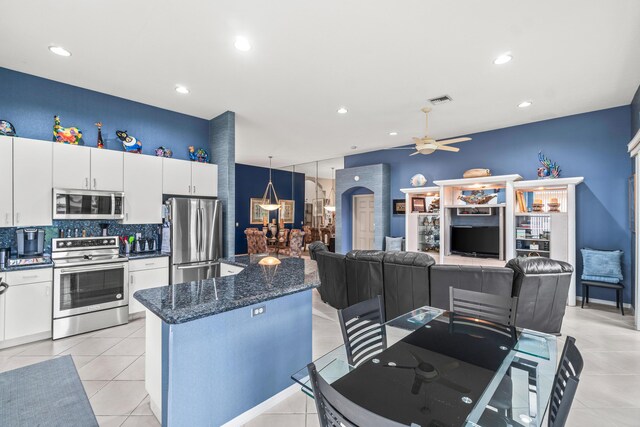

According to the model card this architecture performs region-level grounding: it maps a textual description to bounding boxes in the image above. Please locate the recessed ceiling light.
[234,36,251,51]
[493,53,512,65]
[337,107,348,114]
[48,45,71,57]
[389,131,398,136]
[350,145,358,150]
[175,85,190,94]
[518,100,533,108]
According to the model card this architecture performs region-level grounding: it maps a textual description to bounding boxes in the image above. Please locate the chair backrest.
[338,296,387,367]
[449,287,518,326]
[548,336,583,427]
[246,229,267,254]
[288,229,304,257]
[307,363,417,427]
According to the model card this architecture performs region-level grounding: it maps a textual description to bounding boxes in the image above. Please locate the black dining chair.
[548,336,583,427]
[338,295,387,367]
[308,363,421,427]
[449,287,518,326]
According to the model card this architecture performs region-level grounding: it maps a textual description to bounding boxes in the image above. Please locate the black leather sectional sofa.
[308,242,574,334]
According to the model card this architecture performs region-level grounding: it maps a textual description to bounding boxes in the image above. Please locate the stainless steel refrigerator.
[168,198,223,284]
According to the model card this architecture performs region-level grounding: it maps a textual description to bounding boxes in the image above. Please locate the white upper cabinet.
[191,163,218,197]
[123,154,163,224]
[163,158,193,196]
[91,149,123,191]
[53,143,91,189]
[13,138,52,226]
[0,136,13,227]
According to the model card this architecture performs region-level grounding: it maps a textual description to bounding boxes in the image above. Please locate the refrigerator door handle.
[177,261,219,270]
[198,207,204,255]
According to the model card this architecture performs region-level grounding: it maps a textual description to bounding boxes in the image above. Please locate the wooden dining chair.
[338,296,386,367]
[548,336,583,427]
[307,362,420,427]
[449,287,518,326]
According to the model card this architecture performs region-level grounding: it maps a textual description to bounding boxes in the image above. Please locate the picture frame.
[250,198,269,224]
[411,197,426,213]
[393,199,406,215]
[279,199,295,224]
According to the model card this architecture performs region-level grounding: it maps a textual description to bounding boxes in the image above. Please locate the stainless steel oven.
[52,237,128,339]
[53,189,125,220]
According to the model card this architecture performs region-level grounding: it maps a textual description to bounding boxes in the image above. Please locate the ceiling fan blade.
[437,137,472,145]
[436,145,460,152]
[410,151,421,156]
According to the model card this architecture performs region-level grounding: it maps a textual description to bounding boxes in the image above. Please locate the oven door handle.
[59,263,127,274]
[177,261,218,270]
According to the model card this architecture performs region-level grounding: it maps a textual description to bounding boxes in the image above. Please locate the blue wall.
[0,67,209,159]
[346,106,633,304]
[235,164,305,254]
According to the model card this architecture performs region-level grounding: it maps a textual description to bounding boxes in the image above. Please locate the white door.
[0,136,13,227]
[13,138,53,226]
[352,194,375,250]
[123,155,163,224]
[162,158,193,196]
[91,149,124,191]
[4,281,52,340]
[52,143,91,190]
[191,163,218,197]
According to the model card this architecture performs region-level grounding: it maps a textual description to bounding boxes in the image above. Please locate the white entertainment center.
[402,174,583,305]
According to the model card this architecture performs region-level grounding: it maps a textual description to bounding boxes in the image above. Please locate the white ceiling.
[2,1,640,168]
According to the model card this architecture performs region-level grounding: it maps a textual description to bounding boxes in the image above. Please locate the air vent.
[429,95,453,105]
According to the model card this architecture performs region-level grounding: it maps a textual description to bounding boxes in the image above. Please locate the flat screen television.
[450,226,500,258]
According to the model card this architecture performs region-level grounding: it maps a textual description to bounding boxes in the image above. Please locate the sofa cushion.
[383,251,435,320]
[308,241,328,260]
[385,236,404,251]
[345,250,386,306]
[315,251,349,309]
[429,265,514,311]
[580,248,623,281]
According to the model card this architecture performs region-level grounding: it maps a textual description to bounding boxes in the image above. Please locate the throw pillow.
[385,236,403,251]
[580,248,623,282]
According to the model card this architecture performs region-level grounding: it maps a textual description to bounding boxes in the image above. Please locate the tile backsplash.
[0,220,161,254]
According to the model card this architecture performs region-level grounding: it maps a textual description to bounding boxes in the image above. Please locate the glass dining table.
[291,306,557,427]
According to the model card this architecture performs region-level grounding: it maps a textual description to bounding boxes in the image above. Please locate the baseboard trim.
[576,295,633,310]
[0,331,51,350]
[220,384,300,427]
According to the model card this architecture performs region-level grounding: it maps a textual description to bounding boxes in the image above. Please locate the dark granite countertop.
[133,255,320,324]
[0,259,53,272]
[126,252,169,260]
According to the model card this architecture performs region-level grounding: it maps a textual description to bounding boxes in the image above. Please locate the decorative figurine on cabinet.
[155,146,173,158]
[95,122,105,149]
[188,146,209,163]
[53,115,83,144]
[537,151,561,179]
[116,130,143,153]
[409,173,427,187]
[0,120,16,136]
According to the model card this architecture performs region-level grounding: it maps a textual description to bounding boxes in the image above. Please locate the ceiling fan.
[394,107,472,156]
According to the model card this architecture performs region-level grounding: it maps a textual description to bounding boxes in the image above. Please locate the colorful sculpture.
[537,151,561,179]
[188,146,209,163]
[0,120,16,136]
[53,115,82,144]
[95,122,104,149]
[409,173,427,187]
[116,130,142,153]
[155,146,173,158]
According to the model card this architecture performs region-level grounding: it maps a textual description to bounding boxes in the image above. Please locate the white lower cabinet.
[220,262,244,277]
[129,258,169,315]
[2,269,52,342]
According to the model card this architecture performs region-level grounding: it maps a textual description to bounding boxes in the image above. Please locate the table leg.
[581,285,586,308]
[511,358,539,422]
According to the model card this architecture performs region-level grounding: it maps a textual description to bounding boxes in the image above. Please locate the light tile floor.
[0,292,638,427]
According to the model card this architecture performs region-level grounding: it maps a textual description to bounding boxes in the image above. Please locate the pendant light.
[324,167,336,212]
[259,156,281,211]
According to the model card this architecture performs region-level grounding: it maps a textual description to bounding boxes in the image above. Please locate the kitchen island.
[134,255,319,426]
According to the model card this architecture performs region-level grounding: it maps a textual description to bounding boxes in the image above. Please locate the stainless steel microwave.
[53,189,125,220]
